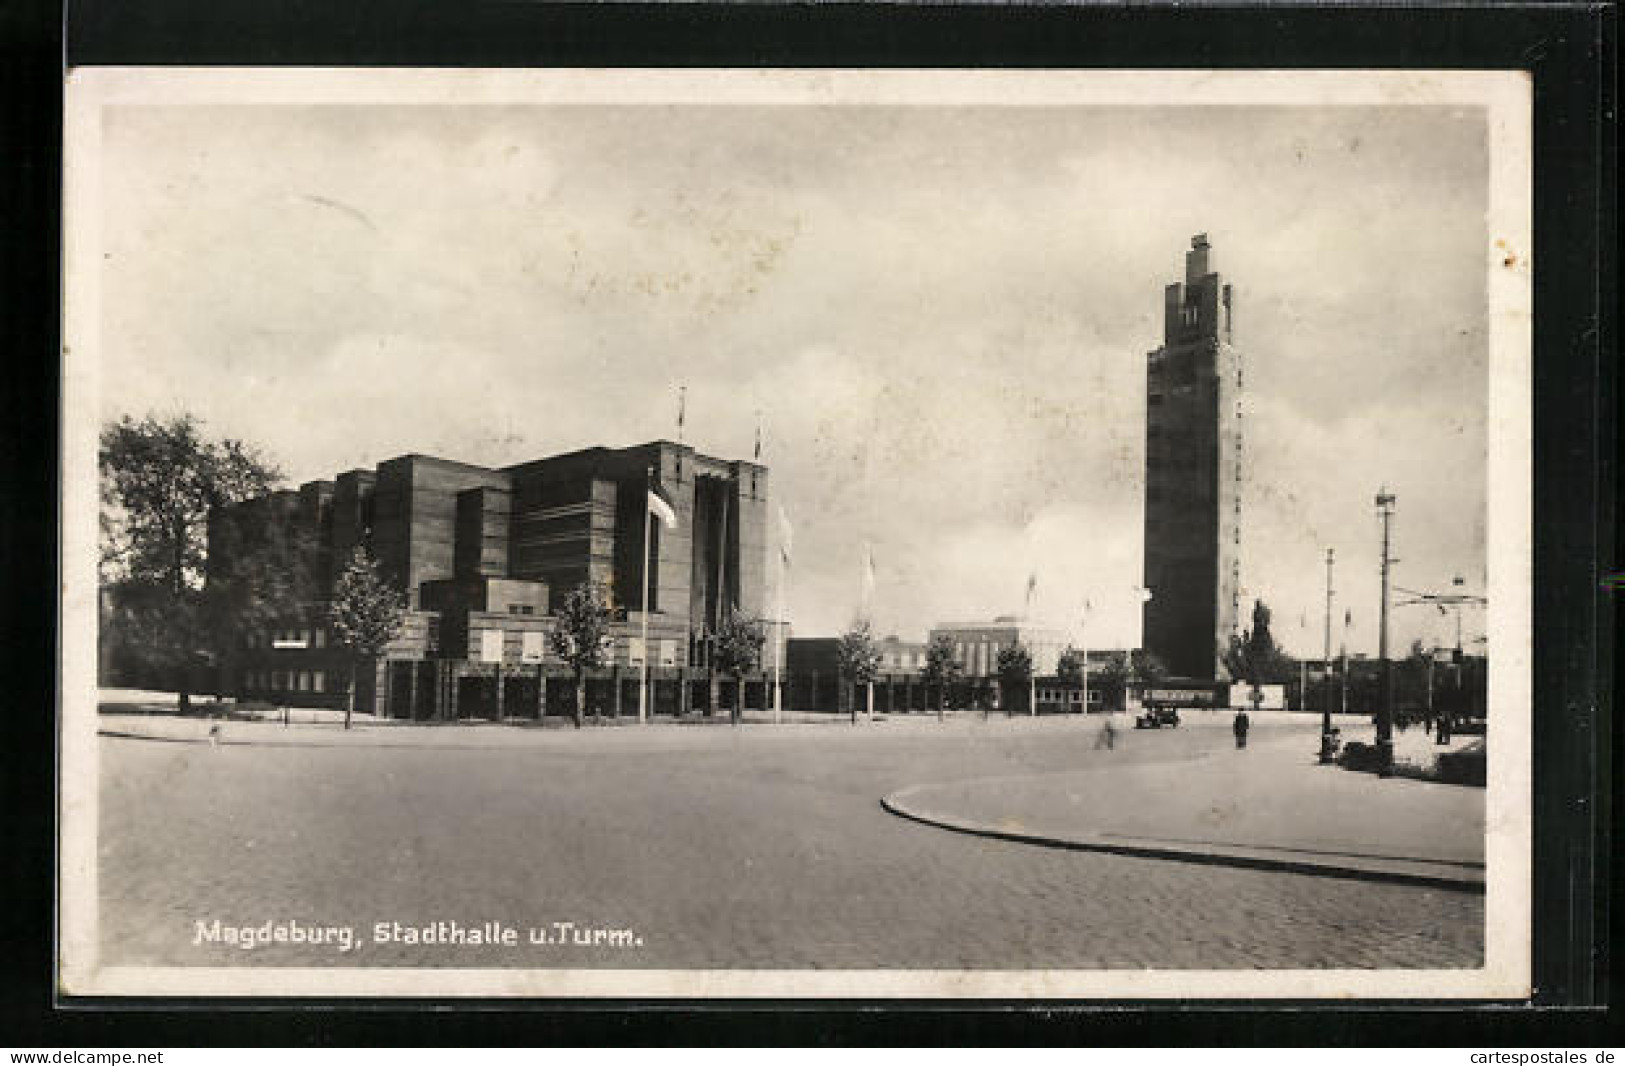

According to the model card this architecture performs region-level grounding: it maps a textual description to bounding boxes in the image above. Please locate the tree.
[1055,647,1086,687]
[836,620,882,723]
[1223,600,1296,686]
[328,547,405,729]
[1096,649,1170,712]
[201,497,319,691]
[995,643,1034,717]
[712,609,767,725]
[99,413,281,711]
[549,581,613,728]
[1131,648,1169,684]
[920,633,963,720]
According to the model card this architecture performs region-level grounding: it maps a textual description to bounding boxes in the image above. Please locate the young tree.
[1223,600,1296,685]
[328,547,405,730]
[995,643,1034,717]
[549,581,613,728]
[99,413,281,711]
[712,609,767,725]
[836,620,882,723]
[920,633,963,720]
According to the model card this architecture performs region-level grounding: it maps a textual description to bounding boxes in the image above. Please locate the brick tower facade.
[1141,234,1243,680]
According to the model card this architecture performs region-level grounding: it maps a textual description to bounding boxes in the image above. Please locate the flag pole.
[774,550,785,724]
[639,468,654,725]
[1080,602,1090,716]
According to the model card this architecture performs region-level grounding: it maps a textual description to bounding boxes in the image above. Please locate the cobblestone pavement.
[97,716,1483,971]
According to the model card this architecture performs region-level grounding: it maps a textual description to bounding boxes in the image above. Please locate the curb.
[880,788,1485,894]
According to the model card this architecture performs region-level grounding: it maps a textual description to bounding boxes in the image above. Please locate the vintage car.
[1134,706,1181,729]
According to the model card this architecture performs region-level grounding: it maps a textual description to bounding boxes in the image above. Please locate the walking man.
[1094,714,1118,751]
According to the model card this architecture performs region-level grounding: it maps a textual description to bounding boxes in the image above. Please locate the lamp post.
[1374,489,1397,776]
[1129,586,1153,715]
[1320,547,1337,763]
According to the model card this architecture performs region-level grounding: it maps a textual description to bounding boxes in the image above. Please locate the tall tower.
[1141,234,1243,680]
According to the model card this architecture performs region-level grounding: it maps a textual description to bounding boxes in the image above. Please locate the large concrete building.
[1141,234,1244,680]
[212,441,769,718]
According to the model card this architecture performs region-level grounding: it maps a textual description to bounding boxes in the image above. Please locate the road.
[97,714,1483,970]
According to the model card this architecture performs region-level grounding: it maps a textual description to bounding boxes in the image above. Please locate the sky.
[98,101,1492,657]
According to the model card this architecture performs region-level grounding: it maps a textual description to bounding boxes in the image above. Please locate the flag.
[776,505,793,568]
[860,543,877,612]
[677,386,686,435]
[1025,571,1038,610]
[754,415,762,461]
[1344,608,1352,627]
[647,483,677,530]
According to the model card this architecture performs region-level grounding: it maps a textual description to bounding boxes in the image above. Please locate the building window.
[479,629,504,664]
[521,631,546,664]
[312,671,325,693]
[314,628,326,648]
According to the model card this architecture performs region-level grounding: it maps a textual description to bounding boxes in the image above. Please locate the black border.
[3,0,1614,1046]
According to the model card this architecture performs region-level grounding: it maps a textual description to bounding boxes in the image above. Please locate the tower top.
[1185,233,1215,282]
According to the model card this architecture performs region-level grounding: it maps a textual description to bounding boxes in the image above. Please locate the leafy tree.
[1223,600,1296,685]
[1096,652,1131,711]
[549,581,614,728]
[201,497,318,688]
[1055,647,1086,687]
[1094,649,1169,712]
[99,413,281,711]
[328,546,405,729]
[920,633,963,720]
[995,643,1034,717]
[712,609,767,725]
[1131,648,1169,684]
[836,619,882,723]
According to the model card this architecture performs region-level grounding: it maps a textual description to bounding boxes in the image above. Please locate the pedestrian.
[1232,709,1250,749]
[208,723,222,748]
[1094,714,1117,751]
[1436,710,1453,746]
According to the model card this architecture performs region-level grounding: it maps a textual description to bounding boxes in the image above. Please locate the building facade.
[212,440,769,717]
[927,619,1068,678]
[1141,234,1244,680]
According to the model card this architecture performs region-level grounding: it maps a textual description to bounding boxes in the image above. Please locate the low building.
[928,618,1069,678]
[877,635,928,675]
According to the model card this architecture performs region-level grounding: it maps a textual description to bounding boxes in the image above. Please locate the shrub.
[1435,741,1487,786]
[1337,740,1385,773]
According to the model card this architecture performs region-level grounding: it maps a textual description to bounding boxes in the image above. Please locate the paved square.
[97,715,1483,970]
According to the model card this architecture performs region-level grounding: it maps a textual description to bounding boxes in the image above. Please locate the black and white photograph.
[60,68,1532,999]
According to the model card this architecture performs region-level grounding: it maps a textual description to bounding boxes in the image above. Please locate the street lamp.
[1374,489,1397,775]
[1320,548,1337,764]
